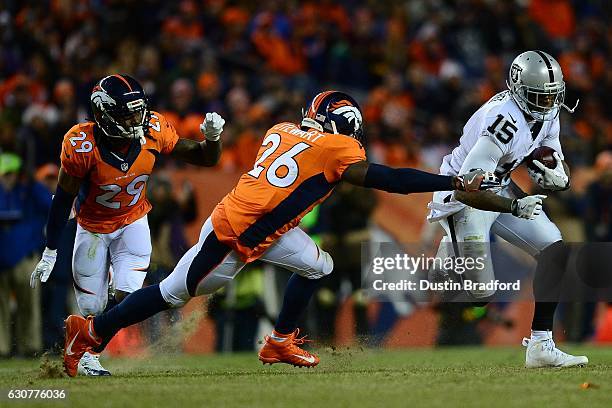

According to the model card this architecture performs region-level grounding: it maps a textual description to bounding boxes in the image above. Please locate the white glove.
[527,166,544,188]
[532,152,569,190]
[511,195,547,220]
[455,169,501,192]
[199,112,225,142]
[30,247,57,288]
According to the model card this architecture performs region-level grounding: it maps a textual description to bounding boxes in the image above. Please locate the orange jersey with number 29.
[60,111,179,233]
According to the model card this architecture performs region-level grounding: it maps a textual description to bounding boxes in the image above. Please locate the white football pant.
[72,215,151,315]
[434,187,562,298]
[160,217,333,308]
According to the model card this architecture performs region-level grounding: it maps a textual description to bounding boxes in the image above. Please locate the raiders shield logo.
[510,64,522,83]
[121,162,128,172]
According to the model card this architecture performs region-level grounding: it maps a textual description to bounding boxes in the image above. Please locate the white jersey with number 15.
[440,90,563,184]
[427,90,563,221]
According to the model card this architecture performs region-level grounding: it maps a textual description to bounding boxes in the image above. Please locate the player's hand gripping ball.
[526,147,569,190]
[526,146,557,171]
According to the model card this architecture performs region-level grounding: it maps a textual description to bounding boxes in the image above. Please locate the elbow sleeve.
[45,185,74,250]
[363,163,454,194]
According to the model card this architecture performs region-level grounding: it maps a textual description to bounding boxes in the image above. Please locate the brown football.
[526,146,557,172]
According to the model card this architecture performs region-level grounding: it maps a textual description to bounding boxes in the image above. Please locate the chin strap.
[561,99,579,113]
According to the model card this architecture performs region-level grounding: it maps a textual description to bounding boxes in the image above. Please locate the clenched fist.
[200,112,225,142]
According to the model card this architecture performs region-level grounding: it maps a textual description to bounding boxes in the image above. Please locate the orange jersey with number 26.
[212,122,366,262]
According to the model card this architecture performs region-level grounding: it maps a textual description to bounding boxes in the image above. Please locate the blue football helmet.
[90,74,150,140]
[301,91,364,143]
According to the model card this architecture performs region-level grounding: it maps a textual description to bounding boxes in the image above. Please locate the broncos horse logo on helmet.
[90,74,150,141]
[301,91,365,144]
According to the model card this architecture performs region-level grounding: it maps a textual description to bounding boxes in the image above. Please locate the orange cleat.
[258,328,319,367]
[63,315,101,377]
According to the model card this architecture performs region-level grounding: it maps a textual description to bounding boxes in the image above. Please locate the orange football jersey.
[60,111,179,233]
[212,122,366,262]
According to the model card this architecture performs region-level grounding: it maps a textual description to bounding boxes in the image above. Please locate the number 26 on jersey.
[248,133,310,188]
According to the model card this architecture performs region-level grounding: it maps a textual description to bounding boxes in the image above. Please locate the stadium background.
[0,0,610,358]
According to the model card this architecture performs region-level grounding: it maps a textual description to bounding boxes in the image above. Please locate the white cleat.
[77,351,112,376]
[522,336,588,368]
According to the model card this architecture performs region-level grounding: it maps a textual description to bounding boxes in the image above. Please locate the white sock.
[271,333,288,342]
[531,330,552,341]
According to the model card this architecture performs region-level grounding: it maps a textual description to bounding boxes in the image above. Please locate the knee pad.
[76,294,107,316]
[113,264,148,294]
[461,240,496,299]
[319,250,334,277]
[159,279,189,308]
[298,249,334,280]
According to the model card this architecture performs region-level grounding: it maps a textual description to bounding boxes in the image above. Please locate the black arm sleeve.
[45,185,75,250]
[363,163,454,194]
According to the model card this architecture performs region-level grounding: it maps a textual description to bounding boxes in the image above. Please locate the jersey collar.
[95,126,142,173]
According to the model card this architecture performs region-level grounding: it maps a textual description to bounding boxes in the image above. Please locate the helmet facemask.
[99,98,148,140]
[513,81,565,121]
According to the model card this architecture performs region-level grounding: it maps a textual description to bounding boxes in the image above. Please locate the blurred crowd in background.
[0,0,610,356]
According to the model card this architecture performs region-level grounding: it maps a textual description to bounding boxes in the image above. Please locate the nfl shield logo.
[121,162,128,172]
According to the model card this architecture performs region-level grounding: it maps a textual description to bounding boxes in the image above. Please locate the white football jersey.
[428,90,563,221]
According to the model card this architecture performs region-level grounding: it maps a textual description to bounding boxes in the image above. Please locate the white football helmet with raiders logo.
[507,50,578,121]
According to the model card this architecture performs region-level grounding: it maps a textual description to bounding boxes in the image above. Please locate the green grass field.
[0,346,610,407]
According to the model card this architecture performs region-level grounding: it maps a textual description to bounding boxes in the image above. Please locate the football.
[526,146,557,172]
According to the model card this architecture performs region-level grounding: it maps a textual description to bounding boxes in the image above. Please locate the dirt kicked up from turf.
[2,346,610,408]
[36,306,206,379]
[38,352,65,379]
[140,308,206,356]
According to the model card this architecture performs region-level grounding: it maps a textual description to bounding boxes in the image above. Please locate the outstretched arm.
[341,161,497,193]
[453,138,545,219]
[171,138,221,166]
[454,190,512,212]
[455,186,546,220]
[170,112,224,167]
